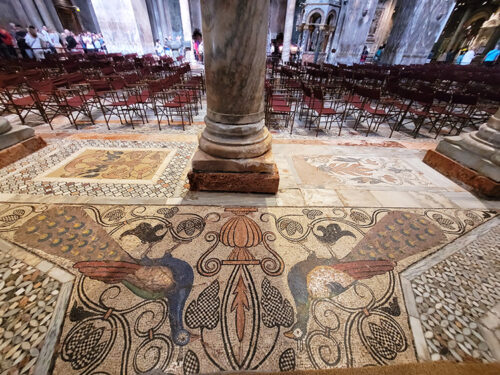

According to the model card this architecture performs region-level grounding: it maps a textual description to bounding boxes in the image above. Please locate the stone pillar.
[281,0,297,63]
[179,0,192,42]
[156,0,172,40]
[424,107,500,197]
[188,0,279,194]
[381,0,456,65]
[42,0,64,31]
[334,0,379,65]
[90,0,154,55]
[189,0,202,32]
[20,0,44,28]
[447,7,472,52]
[33,0,55,29]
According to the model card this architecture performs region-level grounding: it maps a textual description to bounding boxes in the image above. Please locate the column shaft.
[189,0,278,193]
[381,0,456,65]
[179,0,192,42]
[20,0,43,28]
[33,0,55,29]
[281,0,296,63]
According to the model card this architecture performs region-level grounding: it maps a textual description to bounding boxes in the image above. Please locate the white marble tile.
[302,189,343,206]
[335,189,381,207]
[370,190,422,208]
[442,192,488,209]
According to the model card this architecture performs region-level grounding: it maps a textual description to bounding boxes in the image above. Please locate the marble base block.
[191,149,276,173]
[0,124,35,150]
[0,136,47,169]
[188,166,280,194]
[423,150,500,198]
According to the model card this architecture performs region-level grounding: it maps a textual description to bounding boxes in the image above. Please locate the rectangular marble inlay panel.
[292,155,435,188]
[35,147,175,184]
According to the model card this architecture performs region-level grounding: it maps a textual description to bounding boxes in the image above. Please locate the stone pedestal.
[188,0,279,194]
[423,108,500,198]
[0,118,47,169]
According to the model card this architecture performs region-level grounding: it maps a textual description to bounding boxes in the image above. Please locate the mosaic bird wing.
[331,259,395,280]
[342,211,446,265]
[13,206,133,264]
[73,261,141,283]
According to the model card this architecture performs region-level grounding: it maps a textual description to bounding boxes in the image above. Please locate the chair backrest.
[452,93,477,106]
[354,85,380,100]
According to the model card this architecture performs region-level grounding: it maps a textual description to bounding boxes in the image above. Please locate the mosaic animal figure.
[14,206,193,346]
[284,211,446,340]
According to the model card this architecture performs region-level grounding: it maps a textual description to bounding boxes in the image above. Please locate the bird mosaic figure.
[284,211,446,340]
[14,206,194,346]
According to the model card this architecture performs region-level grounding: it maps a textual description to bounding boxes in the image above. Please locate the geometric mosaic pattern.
[0,253,62,374]
[411,224,500,362]
[0,139,196,198]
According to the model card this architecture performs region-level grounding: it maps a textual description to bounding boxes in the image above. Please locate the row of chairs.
[0,64,204,130]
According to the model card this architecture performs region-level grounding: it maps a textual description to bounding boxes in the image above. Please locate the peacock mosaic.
[0,202,496,374]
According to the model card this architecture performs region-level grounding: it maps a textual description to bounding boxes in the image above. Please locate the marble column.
[179,0,192,42]
[281,0,297,63]
[42,0,64,31]
[156,0,172,40]
[447,7,472,52]
[188,0,279,194]
[189,0,202,31]
[33,0,55,29]
[424,108,500,197]
[333,0,379,65]
[20,0,43,28]
[381,0,456,65]
[90,0,154,55]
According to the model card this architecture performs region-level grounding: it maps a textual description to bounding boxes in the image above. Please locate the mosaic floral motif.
[41,148,174,183]
[0,203,495,373]
[293,155,435,187]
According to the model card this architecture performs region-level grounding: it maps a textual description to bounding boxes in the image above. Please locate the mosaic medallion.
[35,147,175,184]
[0,203,496,373]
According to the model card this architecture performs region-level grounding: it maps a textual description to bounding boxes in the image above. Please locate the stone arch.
[307,8,324,24]
[326,10,337,26]
[463,10,491,29]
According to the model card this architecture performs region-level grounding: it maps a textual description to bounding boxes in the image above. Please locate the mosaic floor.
[0,139,196,198]
[0,202,497,373]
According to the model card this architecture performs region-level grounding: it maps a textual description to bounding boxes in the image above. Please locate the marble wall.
[365,0,397,54]
[91,0,154,55]
[381,0,456,65]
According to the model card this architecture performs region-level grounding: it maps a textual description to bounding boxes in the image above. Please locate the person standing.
[25,26,44,60]
[461,48,475,65]
[360,45,369,64]
[65,32,78,52]
[0,26,17,58]
[155,39,163,56]
[49,28,63,53]
[14,25,29,58]
[483,43,500,66]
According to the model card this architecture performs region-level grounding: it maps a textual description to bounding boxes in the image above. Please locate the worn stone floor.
[0,103,498,374]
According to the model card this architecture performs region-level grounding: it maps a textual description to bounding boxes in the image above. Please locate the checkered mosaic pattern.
[0,139,196,198]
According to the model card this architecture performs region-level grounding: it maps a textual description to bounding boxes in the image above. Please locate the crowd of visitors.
[0,23,106,60]
[154,28,203,62]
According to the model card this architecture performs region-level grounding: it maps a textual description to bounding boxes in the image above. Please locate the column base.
[0,135,47,169]
[188,166,279,194]
[423,150,500,198]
